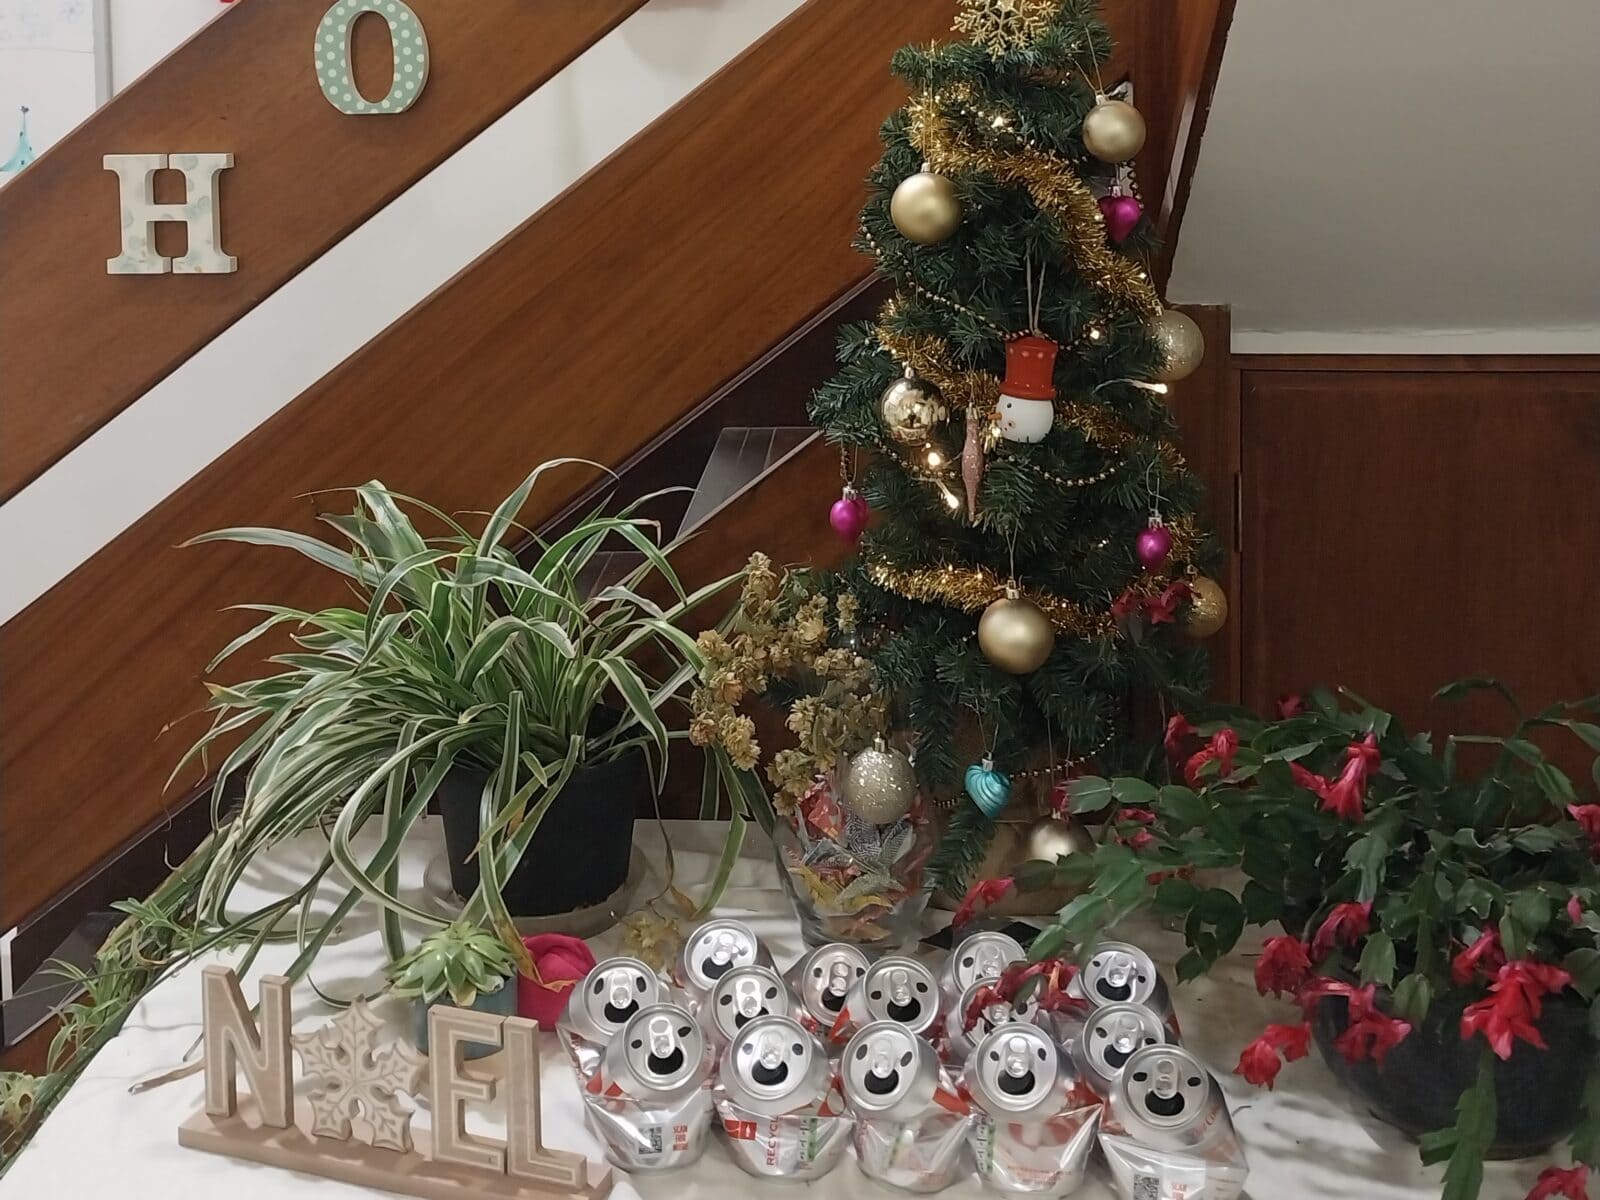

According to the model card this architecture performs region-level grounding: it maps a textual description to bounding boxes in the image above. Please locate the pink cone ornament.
[518,933,597,1028]
[1136,521,1173,571]
[1098,194,1143,245]
[830,487,870,543]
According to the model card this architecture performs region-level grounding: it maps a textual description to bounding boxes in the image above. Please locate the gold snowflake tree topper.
[954,0,1059,58]
[292,999,426,1152]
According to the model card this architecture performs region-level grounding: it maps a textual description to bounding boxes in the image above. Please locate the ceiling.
[1167,0,1600,353]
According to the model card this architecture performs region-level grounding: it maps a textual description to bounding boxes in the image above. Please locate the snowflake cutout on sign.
[292,998,425,1152]
[953,0,1057,59]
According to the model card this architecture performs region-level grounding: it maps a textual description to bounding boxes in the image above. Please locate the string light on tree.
[880,367,948,445]
[890,163,963,246]
[1152,309,1205,382]
[1082,94,1147,163]
[978,587,1055,674]
[841,736,918,824]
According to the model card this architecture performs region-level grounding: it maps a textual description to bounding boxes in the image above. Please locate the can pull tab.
[1002,1034,1032,1078]
[1105,958,1134,989]
[1151,1055,1180,1099]
[869,1046,896,1079]
[975,946,1002,977]
[735,979,763,1018]
[713,931,738,966]
[1109,1014,1141,1053]
[758,1033,785,1070]
[609,972,635,1010]
[825,962,851,995]
[648,1015,678,1059]
[888,968,912,1005]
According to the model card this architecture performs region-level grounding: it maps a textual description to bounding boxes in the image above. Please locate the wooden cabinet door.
[1241,365,1600,746]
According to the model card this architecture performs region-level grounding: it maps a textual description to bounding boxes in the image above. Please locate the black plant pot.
[438,744,645,918]
[1312,989,1597,1158]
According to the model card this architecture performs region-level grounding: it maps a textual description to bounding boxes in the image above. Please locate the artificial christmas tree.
[806,0,1224,888]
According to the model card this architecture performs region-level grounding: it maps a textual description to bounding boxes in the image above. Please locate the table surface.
[1,820,1550,1199]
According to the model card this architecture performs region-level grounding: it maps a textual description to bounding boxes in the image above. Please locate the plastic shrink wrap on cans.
[842,1021,974,1193]
[1099,1045,1248,1200]
[714,1014,854,1180]
[962,1022,1101,1196]
[939,930,1026,1009]
[557,955,667,1081]
[581,1003,714,1172]
[786,943,870,1037]
[673,918,775,1012]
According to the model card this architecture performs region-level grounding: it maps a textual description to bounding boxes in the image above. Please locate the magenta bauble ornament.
[1136,521,1173,571]
[830,486,869,543]
[1098,194,1143,244]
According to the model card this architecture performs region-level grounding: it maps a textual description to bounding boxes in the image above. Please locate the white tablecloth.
[1,820,1547,1199]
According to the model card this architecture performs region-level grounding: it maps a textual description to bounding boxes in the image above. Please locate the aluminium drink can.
[581,1002,713,1171]
[702,964,795,1049]
[962,1022,1101,1196]
[1070,1001,1170,1101]
[842,1021,973,1193]
[786,943,870,1032]
[558,955,666,1079]
[1101,1044,1249,1200]
[674,918,773,1010]
[841,955,942,1039]
[715,1013,853,1180]
[1074,941,1176,1032]
[943,978,1041,1068]
[940,930,1026,1007]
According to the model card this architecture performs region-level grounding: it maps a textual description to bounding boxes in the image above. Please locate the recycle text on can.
[843,955,942,1039]
[1100,1044,1248,1200]
[715,1013,853,1180]
[842,1020,973,1193]
[962,1022,1101,1196]
[787,943,870,1031]
[557,955,665,1079]
[940,930,1026,1006]
[581,1002,713,1171]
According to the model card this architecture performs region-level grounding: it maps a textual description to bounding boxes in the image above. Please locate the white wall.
[1167,0,1600,354]
[106,0,222,90]
[0,0,809,624]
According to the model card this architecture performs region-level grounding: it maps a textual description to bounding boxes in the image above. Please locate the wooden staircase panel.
[0,0,962,930]
[0,0,649,500]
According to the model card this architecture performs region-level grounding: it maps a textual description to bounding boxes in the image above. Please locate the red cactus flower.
[1312,734,1381,823]
[1310,901,1373,961]
[1111,587,1143,621]
[1276,693,1307,719]
[1145,580,1193,625]
[952,877,1015,930]
[1294,976,1375,1019]
[1461,959,1573,1060]
[1255,936,1313,998]
[1290,762,1329,794]
[1184,728,1239,787]
[1451,926,1506,986]
[1570,895,1586,926]
[1164,712,1197,760]
[1569,805,1600,859]
[1526,1164,1589,1200]
[1234,1022,1310,1089]
[1332,1009,1411,1065]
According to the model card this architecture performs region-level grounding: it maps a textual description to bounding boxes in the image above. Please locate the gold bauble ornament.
[841,736,918,824]
[1022,814,1095,863]
[1152,310,1205,383]
[890,164,963,245]
[1183,575,1228,639]
[978,588,1056,674]
[880,369,948,445]
[1082,96,1147,163]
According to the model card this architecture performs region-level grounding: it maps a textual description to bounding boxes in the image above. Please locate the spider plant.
[174,459,759,972]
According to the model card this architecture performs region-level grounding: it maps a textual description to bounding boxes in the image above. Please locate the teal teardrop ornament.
[964,758,1012,818]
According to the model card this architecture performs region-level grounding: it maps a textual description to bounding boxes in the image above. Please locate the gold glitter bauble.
[1152,310,1205,383]
[1183,575,1228,639]
[978,590,1056,674]
[890,168,963,245]
[880,372,947,445]
[841,737,918,824]
[1082,97,1147,163]
[1022,815,1095,863]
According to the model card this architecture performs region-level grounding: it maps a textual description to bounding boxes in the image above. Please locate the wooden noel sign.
[179,965,613,1200]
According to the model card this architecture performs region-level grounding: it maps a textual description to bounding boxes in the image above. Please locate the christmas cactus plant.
[386,920,519,1008]
[1006,682,1600,1200]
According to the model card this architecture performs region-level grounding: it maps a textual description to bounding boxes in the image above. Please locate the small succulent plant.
[386,921,519,1008]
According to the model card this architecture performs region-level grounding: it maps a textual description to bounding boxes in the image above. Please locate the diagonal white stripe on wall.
[0,0,808,626]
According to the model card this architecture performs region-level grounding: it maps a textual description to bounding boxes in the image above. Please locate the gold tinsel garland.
[905,92,1161,319]
[866,512,1200,640]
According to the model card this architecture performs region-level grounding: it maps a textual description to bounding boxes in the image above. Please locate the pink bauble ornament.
[518,933,596,1028]
[1136,522,1173,571]
[830,487,869,543]
[1098,193,1143,244]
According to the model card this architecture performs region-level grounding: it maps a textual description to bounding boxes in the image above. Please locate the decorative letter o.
[314,0,429,116]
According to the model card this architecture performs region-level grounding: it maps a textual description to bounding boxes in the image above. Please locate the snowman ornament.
[996,334,1059,444]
